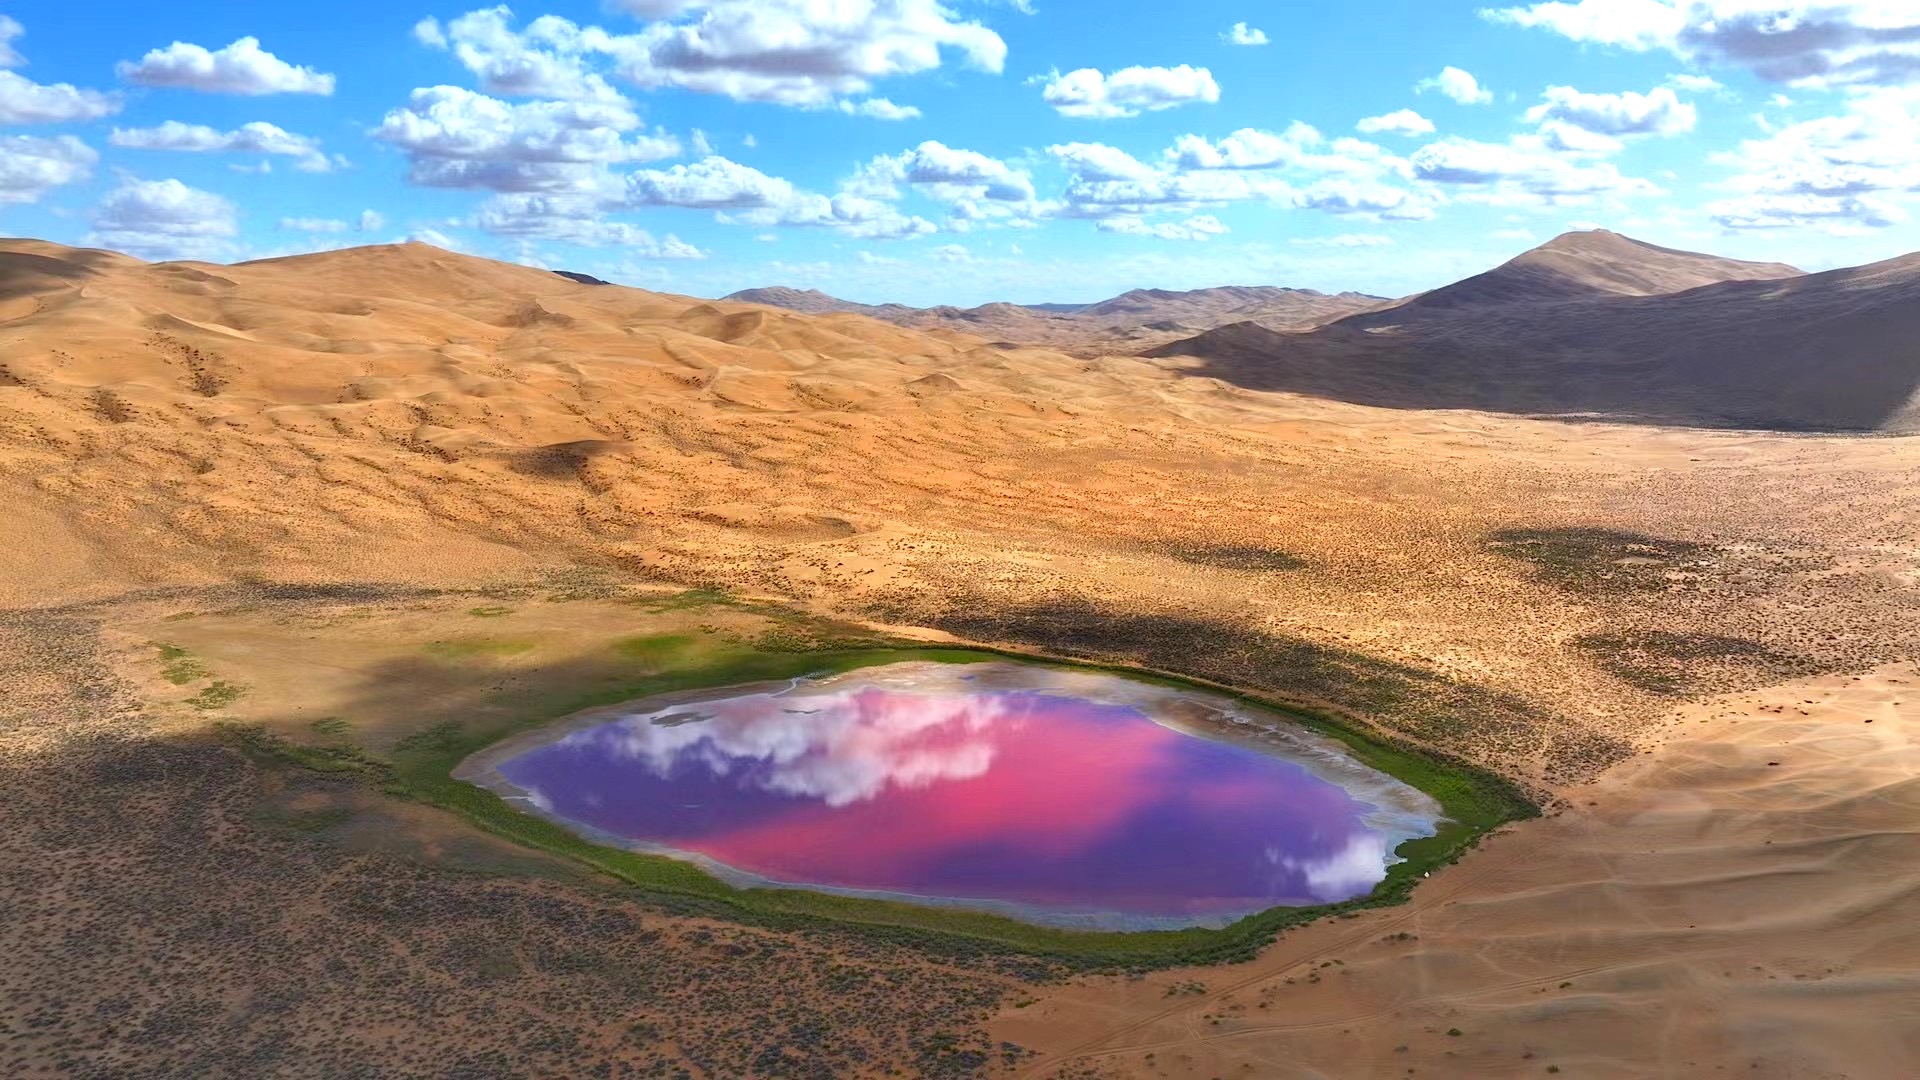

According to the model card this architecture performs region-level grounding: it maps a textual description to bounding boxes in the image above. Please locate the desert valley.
[4,223,1920,1078]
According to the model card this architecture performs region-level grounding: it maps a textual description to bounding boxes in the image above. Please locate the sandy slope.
[995,664,1920,1078]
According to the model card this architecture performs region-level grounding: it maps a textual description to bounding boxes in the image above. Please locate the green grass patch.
[611,632,704,667]
[309,716,353,737]
[150,641,212,685]
[215,720,384,775]
[467,605,515,618]
[187,680,245,710]
[368,638,1534,971]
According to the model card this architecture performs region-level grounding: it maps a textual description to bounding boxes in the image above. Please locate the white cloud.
[414,8,623,102]
[0,134,96,204]
[407,228,464,250]
[1056,144,1177,189]
[412,17,449,50]
[1411,135,1663,204]
[358,209,386,232]
[624,155,937,238]
[933,242,974,262]
[1052,125,1430,226]
[1222,22,1269,45]
[0,70,120,125]
[1167,123,1324,170]
[0,19,121,123]
[1040,64,1221,118]
[838,97,922,120]
[278,217,350,233]
[422,1,1004,109]
[1707,85,1920,230]
[0,15,21,68]
[1526,85,1697,135]
[1667,72,1724,92]
[110,121,339,172]
[374,85,678,192]
[855,140,1037,201]
[1356,108,1436,137]
[472,192,708,256]
[1097,213,1229,240]
[1484,1,1920,89]
[117,37,335,95]
[86,178,238,261]
[626,154,814,209]
[1708,191,1907,230]
[1416,66,1493,105]
[1289,232,1394,247]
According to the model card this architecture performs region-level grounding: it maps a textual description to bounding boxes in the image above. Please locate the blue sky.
[3,1,1918,305]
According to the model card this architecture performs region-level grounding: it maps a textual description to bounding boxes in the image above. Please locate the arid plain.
[4,233,1919,1077]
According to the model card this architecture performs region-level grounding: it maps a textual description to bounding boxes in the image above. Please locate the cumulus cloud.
[1166,123,1325,170]
[855,140,1036,201]
[0,134,97,204]
[1484,1,1920,89]
[1667,72,1724,92]
[1707,85,1920,230]
[621,0,1005,105]
[1050,124,1430,227]
[117,37,335,95]
[1040,64,1220,118]
[1416,65,1493,104]
[0,15,20,68]
[374,85,678,192]
[0,18,121,123]
[1356,108,1436,137]
[413,8,623,102]
[1097,213,1228,240]
[838,97,922,120]
[1411,135,1663,204]
[420,3,1003,110]
[86,178,239,260]
[624,155,937,238]
[1526,85,1697,135]
[1222,22,1269,45]
[1708,191,1906,230]
[111,121,339,172]
[471,192,708,256]
[359,209,386,232]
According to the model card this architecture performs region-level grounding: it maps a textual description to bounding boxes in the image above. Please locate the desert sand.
[4,232,1919,1076]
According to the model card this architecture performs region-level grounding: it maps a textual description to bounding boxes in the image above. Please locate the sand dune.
[1152,231,1920,432]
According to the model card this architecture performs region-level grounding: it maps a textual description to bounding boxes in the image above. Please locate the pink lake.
[466,662,1443,928]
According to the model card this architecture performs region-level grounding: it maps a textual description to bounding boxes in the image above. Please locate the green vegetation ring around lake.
[238,636,1536,970]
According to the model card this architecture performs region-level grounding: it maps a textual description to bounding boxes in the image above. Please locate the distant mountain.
[718,283,1389,356]
[1366,229,1801,319]
[720,286,900,316]
[553,270,611,286]
[1148,231,1920,432]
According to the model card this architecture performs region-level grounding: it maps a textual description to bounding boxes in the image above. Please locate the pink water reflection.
[494,667,1432,924]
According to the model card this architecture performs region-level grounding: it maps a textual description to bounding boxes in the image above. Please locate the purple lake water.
[471,663,1442,928]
